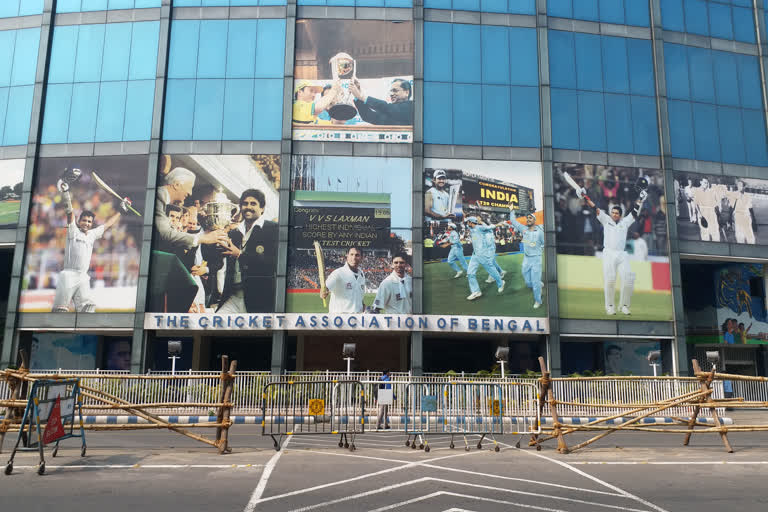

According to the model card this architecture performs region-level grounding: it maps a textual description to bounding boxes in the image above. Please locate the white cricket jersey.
[597,210,635,251]
[325,263,366,313]
[63,221,105,273]
[372,272,412,314]
[426,186,450,217]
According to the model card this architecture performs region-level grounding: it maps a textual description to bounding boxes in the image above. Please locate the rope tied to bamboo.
[540,375,551,388]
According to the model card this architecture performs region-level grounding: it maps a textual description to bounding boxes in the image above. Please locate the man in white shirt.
[424,170,454,222]
[321,247,366,313]
[692,177,721,241]
[371,254,412,314]
[586,189,646,316]
[729,179,757,244]
[52,180,126,312]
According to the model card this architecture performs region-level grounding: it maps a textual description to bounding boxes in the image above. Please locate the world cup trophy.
[327,52,359,121]
[202,189,239,231]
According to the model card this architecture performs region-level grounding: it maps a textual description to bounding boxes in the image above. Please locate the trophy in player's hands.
[327,52,359,121]
[202,188,239,231]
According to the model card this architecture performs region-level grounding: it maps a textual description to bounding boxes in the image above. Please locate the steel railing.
[1,371,741,418]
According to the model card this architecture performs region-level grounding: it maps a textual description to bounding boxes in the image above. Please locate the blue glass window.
[56,0,162,12]
[548,31,659,155]
[424,22,540,147]
[547,0,650,27]
[164,19,286,141]
[661,0,756,43]
[41,22,160,144]
[664,42,767,165]
[423,0,533,13]
[1,0,44,17]
[0,28,40,146]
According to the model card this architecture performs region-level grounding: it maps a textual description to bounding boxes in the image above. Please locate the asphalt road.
[1,423,767,512]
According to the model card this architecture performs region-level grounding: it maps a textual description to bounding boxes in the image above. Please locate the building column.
[0,0,54,369]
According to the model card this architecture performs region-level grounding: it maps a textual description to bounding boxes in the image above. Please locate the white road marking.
[286,476,650,512]
[296,447,622,497]
[507,443,670,512]
[9,464,263,469]
[569,461,768,465]
[243,435,292,512]
[252,450,482,506]
[368,491,573,512]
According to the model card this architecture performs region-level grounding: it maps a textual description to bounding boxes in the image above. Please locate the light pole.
[342,343,356,377]
[168,340,182,375]
[646,350,661,377]
[495,346,509,379]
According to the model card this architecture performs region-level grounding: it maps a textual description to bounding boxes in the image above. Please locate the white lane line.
[286,476,649,512]
[252,450,483,505]
[243,435,292,512]
[570,461,768,465]
[418,463,622,497]
[507,443,670,512]
[294,447,621,497]
[9,464,263,469]
[368,491,572,512]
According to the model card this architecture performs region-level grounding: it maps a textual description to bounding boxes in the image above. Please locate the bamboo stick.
[80,387,219,448]
[565,388,714,452]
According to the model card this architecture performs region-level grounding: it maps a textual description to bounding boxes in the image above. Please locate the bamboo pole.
[565,388,714,452]
[72,402,225,409]
[530,388,709,445]
[216,358,237,454]
[79,387,220,448]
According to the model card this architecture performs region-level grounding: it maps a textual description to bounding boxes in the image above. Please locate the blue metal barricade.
[4,378,86,475]
[262,380,365,451]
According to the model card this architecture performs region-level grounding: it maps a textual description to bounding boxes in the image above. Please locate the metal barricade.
[443,382,504,452]
[5,378,86,476]
[262,380,365,451]
[500,382,541,448]
[404,382,445,451]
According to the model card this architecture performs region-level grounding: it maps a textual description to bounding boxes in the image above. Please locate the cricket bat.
[313,241,327,307]
[92,171,142,216]
[562,171,591,202]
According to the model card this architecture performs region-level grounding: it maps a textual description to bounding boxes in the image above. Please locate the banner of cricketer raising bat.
[20,156,148,313]
[423,159,546,318]
[553,162,673,321]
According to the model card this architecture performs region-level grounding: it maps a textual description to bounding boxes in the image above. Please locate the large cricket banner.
[147,154,280,314]
[20,156,148,313]
[673,172,768,246]
[553,163,673,321]
[287,155,412,313]
[423,159,547,321]
[0,159,24,227]
[292,19,414,143]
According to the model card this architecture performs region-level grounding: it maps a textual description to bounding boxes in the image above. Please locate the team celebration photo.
[423,159,546,317]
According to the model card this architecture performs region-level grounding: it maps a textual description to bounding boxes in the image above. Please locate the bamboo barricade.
[0,350,30,454]
[0,352,237,454]
[530,358,768,454]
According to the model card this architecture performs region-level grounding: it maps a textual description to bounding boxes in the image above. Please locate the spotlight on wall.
[706,350,720,369]
[495,346,510,379]
[342,343,357,358]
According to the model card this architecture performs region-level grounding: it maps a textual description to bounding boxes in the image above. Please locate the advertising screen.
[554,163,673,321]
[148,154,280,314]
[674,173,768,245]
[20,156,148,313]
[293,19,414,143]
[0,159,24,227]
[423,159,546,318]
[287,155,412,313]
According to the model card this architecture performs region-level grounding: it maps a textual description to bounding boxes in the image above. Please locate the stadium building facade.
[1,0,768,377]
